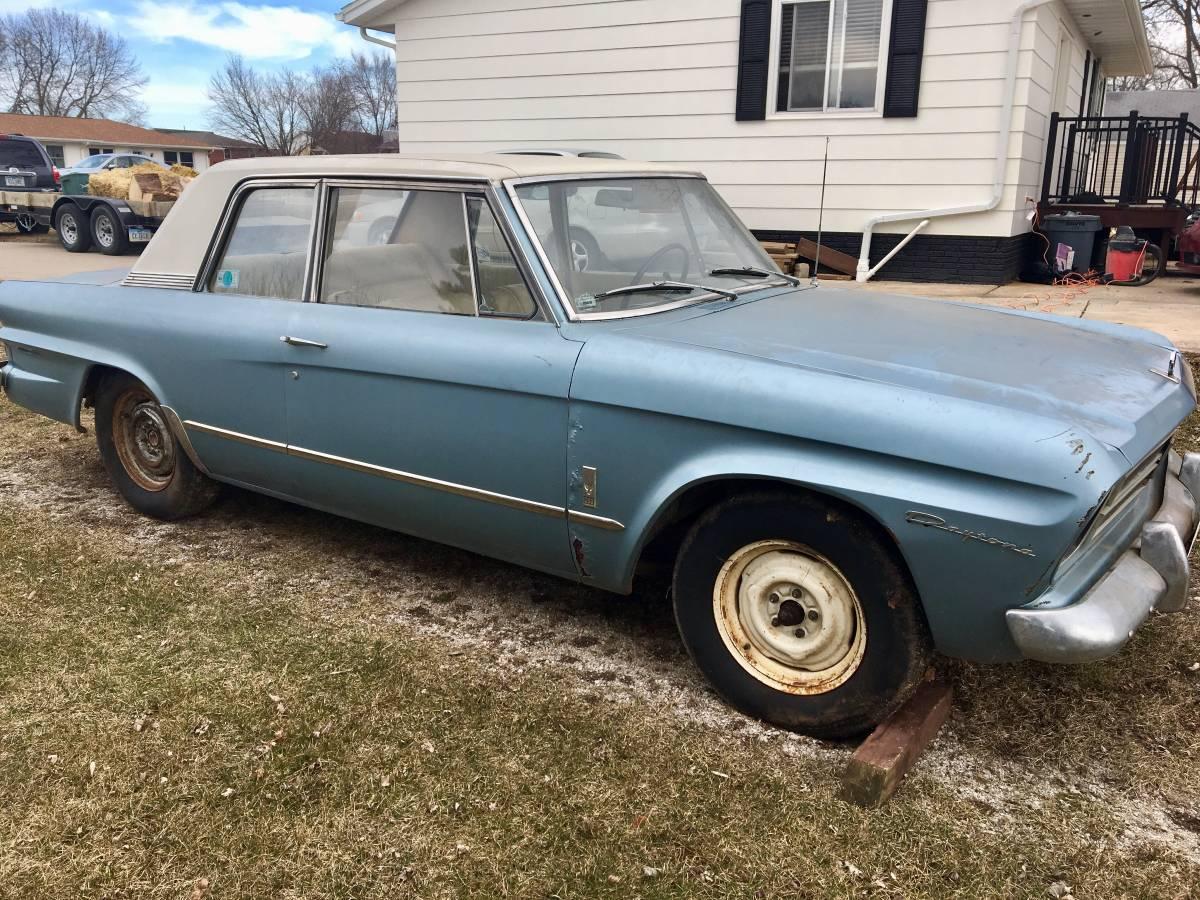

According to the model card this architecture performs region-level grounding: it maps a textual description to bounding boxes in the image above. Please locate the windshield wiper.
[708,266,801,286]
[592,280,739,302]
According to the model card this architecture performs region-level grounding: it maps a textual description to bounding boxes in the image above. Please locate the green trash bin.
[60,172,90,196]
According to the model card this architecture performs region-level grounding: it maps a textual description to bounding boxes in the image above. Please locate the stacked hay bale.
[87,162,195,202]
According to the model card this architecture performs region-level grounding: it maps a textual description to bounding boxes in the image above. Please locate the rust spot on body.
[572,536,590,577]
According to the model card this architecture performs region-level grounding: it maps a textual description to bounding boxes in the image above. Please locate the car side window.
[319,187,475,315]
[209,186,315,301]
[466,197,537,318]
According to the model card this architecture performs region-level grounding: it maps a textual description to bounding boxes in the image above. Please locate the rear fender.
[1,327,166,430]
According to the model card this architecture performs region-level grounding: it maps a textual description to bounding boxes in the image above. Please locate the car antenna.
[812,135,829,287]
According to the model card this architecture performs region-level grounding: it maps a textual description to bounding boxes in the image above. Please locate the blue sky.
[1,0,378,129]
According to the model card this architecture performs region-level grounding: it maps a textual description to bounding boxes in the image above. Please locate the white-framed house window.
[770,0,892,115]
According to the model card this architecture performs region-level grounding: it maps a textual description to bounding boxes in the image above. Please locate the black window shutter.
[735,0,772,121]
[882,0,929,118]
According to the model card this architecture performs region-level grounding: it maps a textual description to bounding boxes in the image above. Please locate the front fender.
[567,410,1095,663]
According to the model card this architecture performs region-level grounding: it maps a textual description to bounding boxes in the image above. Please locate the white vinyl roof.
[131,152,701,280]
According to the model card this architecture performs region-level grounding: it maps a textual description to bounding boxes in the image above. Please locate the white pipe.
[855,0,1055,282]
[358,26,396,50]
[865,219,929,279]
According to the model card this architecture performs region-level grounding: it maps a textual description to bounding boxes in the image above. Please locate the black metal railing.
[1041,111,1200,209]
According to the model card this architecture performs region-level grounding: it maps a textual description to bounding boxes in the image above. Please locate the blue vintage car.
[0,155,1196,738]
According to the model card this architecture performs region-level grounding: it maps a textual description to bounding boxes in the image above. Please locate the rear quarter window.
[0,141,46,169]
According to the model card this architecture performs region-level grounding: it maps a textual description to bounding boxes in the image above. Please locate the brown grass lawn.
[0,356,1198,899]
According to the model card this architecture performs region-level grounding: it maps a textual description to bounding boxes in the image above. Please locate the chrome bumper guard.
[1007,451,1200,663]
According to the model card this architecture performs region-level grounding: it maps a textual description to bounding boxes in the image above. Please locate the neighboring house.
[1105,89,1200,121]
[0,113,215,173]
[152,128,275,166]
[337,0,1153,283]
[301,130,397,155]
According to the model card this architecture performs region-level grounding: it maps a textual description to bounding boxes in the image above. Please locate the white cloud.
[129,1,361,61]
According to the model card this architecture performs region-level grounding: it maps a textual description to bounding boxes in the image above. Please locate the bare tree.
[0,9,147,121]
[1113,0,1200,89]
[348,52,397,144]
[298,63,359,153]
[207,56,305,154]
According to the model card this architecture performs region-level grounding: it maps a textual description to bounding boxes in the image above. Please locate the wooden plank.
[840,679,953,808]
[795,237,858,275]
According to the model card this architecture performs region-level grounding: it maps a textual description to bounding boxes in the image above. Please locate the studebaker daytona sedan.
[1,155,1197,738]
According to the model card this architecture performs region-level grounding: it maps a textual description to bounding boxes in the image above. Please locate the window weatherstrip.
[462,193,481,316]
[181,418,625,530]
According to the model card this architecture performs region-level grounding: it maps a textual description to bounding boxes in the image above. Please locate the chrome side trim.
[286,443,564,518]
[181,418,625,530]
[122,272,196,290]
[160,406,210,475]
[183,419,288,452]
[567,510,625,532]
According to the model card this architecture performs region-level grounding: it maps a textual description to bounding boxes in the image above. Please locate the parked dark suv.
[0,133,60,234]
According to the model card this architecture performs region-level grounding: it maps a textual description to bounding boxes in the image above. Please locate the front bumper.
[1006,451,1200,663]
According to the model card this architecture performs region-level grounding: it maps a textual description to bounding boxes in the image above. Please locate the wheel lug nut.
[771,616,780,627]
[794,628,806,638]
[807,609,819,622]
[791,588,802,599]
[769,592,780,604]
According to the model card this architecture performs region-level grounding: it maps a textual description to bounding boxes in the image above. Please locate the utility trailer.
[0,190,175,256]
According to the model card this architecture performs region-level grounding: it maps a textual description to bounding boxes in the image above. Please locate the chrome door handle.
[280,335,328,349]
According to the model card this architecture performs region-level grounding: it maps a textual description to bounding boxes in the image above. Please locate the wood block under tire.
[840,678,953,808]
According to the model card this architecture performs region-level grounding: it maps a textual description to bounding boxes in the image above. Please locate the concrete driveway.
[842,269,1200,352]
[0,232,133,281]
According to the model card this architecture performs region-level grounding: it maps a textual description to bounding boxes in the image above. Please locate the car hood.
[622,287,1193,462]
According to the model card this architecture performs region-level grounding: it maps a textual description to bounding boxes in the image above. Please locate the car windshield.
[74,155,111,169]
[513,177,785,316]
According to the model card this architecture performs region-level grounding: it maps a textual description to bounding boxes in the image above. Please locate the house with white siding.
[337,0,1153,283]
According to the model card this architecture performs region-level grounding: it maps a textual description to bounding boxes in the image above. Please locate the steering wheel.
[631,243,690,285]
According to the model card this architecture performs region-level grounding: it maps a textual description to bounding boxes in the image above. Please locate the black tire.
[15,214,48,235]
[672,492,933,739]
[55,205,92,253]
[90,206,129,256]
[94,372,220,520]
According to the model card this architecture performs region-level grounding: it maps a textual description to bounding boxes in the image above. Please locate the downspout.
[357,26,396,50]
[855,0,1055,281]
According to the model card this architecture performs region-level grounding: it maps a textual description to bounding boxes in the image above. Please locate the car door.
[280,181,582,578]
[170,181,318,491]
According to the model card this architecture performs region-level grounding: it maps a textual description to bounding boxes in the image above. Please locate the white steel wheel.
[713,539,866,694]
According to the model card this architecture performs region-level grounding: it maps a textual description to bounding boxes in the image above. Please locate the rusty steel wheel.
[714,540,867,695]
[111,386,177,492]
[673,491,932,738]
[94,372,220,521]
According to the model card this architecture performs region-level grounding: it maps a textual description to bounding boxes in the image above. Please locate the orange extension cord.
[1008,208,1113,313]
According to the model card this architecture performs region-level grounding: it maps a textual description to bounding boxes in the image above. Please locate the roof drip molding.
[1060,0,1154,76]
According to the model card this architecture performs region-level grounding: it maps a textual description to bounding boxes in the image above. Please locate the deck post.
[1041,111,1060,203]
[1060,123,1078,200]
[1118,110,1141,206]
[1166,112,1190,205]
